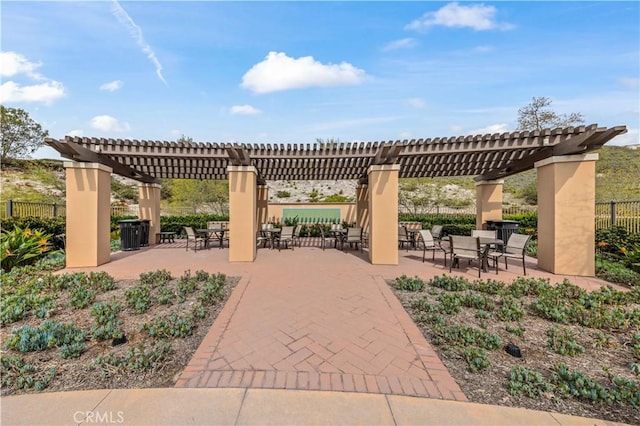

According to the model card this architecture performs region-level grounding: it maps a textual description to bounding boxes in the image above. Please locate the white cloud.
[405,2,515,32]
[451,125,464,134]
[230,105,263,115]
[170,129,182,136]
[399,131,413,139]
[100,80,123,92]
[473,45,494,53]
[66,129,84,137]
[90,115,130,132]
[111,1,166,85]
[471,123,510,135]
[618,77,639,90]
[0,81,65,104]
[0,51,43,79]
[0,51,66,104]
[381,38,418,52]
[241,51,367,94]
[608,128,639,146]
[408,98,426,109]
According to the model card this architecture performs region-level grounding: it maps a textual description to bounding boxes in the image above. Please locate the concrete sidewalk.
[1,388,628,425]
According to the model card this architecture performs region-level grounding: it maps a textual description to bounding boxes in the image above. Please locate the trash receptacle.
[486,220,520,245]
[118,219,141,251]
[140,219,150,247]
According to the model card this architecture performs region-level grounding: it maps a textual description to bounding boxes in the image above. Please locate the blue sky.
[2,1,638,160]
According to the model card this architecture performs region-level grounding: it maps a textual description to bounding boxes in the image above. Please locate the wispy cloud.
[230,105,263,115]
[0,51,65,104]
[405,2,515,32]
[408,98,426,109]
[241,51,367,94]
[66,129,84,137]
[381,38,418,52]
[618,77,639,90]
[90,114,130,132]
[470,123,510,135]
[111,0,166,85]
[100,80,123,92]
[608,128,638,146]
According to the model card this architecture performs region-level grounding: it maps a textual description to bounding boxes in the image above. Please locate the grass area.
[390,274,640,424]
[0,265,237,396]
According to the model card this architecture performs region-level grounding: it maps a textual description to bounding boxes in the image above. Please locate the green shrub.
[89,271,116,292]
[463,347,491,372]
[155,285,176,305]
[198,273,226,305]
[496,296,526,321]
[1,226,54,272]
[92,342,171,377]
[546,326,585,356]
[125,284,153,314]
[69,284,97,309]
[432,324,502,350]
[139,269,173,287]
[177,271,198,302]
[1,355,56,391]
[506,323,526,337]
[276,190,291,198]
[394,274,425,292]
[437,292,463,315]
[507,365,553,398]
[142,312,197,338]
[0,294,57,325]
[4,320,87,357]
[430,274,470,291]
[596,256,640,287]
[90,302,124,341]
[0,217,66,250]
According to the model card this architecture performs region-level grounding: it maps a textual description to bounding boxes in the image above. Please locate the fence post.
[6,200,13,217]
[609,201,616,228]
[53,203,58,217]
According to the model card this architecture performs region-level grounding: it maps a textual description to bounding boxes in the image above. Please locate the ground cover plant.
[389,274,640,425]
[0,267,237,395]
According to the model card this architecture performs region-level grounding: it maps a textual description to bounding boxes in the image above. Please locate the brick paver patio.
[66,238,620,401]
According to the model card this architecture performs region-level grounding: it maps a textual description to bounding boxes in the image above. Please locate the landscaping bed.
[1,267,238,395]
[389,274,640,425]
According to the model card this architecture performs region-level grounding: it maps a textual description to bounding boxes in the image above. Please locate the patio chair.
[343,227,364,252]
[449,235,483,278]
[206,221,229,248]
[398,225,414,251]
[183,226,206,252]
[292,224,303,247]
[318,225,337,250]
[487,233,532,275]
[275,226,295,251]
[418,230,447,266]
[431,225,444,241]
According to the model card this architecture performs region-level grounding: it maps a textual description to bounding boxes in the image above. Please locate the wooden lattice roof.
[45,124,627,185]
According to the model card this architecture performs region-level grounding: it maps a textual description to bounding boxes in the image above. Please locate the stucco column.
[356,184,369,229]
[256,185,269,226]
[368,164,400,265]
[475,179,504,229]
[64,162,112,267]
[228,165,258,262]
[535,154,598,276]
[138,183,161,245]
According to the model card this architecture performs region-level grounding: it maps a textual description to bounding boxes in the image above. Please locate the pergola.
[46,123,627,275]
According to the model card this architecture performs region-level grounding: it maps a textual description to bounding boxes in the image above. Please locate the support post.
[356,184,369,229]
[475,179,504,229]
[257,185,269,226]
[367,164,400,265]
[536,154,598,276]
[64,162,112,267]
[228,166,258,262]
[138,183,162,245]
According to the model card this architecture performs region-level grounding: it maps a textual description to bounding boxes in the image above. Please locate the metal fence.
[2,200,66,218]
[595,200,640,234]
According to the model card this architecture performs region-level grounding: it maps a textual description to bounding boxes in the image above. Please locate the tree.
[516,97,584,131]
[0,106,49,162]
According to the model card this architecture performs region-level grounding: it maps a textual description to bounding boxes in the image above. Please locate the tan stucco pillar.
[64,162,112,267]
[228,165,258,262]
[368,164,400,265]
[535,154,598,276]
[475,179,504,229]
[138,183,161,245]
[256,185,269,226]
[356,184,369,229]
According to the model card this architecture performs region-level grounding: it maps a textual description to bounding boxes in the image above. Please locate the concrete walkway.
[1,240,629,425]
[1,388,627,425]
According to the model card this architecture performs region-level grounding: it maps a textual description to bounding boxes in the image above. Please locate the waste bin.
[486,220,520,245]
[118,219,141,251]
[140,220,150,247]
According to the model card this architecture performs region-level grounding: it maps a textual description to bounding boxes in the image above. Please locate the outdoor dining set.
[257,223,366,252]
[404,224,531,277]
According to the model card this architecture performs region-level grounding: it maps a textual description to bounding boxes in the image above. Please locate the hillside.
[1,146,638,210]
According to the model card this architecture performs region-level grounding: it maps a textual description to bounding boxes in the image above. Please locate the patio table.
[197,228,227,249]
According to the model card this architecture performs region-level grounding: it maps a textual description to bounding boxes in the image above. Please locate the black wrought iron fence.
[3,200,66,218]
